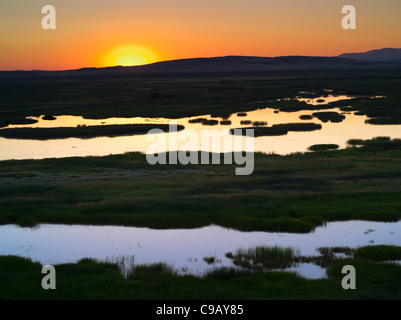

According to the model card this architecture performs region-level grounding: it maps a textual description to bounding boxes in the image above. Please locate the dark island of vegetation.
[230,123,322,137]
[0,123,184,140]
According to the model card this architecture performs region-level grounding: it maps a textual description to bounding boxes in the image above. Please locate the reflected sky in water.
[0,94,400,160]
[1,220,400,279]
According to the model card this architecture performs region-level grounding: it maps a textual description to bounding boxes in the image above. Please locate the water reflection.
[0,220,399,279]
[1,95,400,160]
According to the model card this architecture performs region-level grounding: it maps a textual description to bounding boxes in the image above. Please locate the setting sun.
[104,45,158,67]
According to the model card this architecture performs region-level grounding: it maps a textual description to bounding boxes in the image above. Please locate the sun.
[104,45,158,67]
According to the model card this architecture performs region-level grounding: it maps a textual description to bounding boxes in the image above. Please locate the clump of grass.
[226,246,299,270]
[237,112,247,117]
[231,122,322,137]
[300,115,313,120]
[130,262,177,278]
[220,120,232,125]
[189,118,207,124]
[42,115,57,121]
[203,256,219,265]
[240,120,252,125]
[202,119,219,126]
[252,121,267,126]
[359,137,401,151]
[318,247,355,256]
[308,144,339,151]
[354,245,401,261]
[347,139,364,146]
[312,111,345,123]
[204,267,251,280]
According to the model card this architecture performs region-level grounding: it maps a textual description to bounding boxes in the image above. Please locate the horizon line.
[1,47,400,72]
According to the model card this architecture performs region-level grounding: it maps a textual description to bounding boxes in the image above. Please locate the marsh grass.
[231,123,322,137]
[2,246,401,299]
[201,119,219,126]
[354,245,401,261]
[312,112,345,123]
[0,124,184,140]
[226,246,300,270]
[308,144,339,151]
[1,138,401,232]
[204,267,251,280]
[203,256,220,265]
[104,255,135,278]
[240,120,252,125]
[189,118,207,124]
[129,262,177,278]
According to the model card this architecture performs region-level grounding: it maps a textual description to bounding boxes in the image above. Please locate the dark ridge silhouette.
[2,51,401,78]
[338,48,401,62]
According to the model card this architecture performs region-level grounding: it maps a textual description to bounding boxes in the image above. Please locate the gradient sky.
[1,0,400,70]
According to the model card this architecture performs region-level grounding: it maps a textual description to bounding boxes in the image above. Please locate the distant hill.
[338,48,401,61]
[1,51,401,77]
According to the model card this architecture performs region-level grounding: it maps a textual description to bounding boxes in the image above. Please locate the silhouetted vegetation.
[226,246,299,270]
[231,123,322,137]
[201,119,219,126]
[42,115,57,121]
[0,124,184,140]
[312,112,346,123]
[252,121,268,126]
[308,144,339,151]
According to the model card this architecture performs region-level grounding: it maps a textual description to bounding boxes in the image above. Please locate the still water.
[1,220,400,279]
[1,95,401,161]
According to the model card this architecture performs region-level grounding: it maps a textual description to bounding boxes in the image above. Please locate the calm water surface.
[1,220,400,279]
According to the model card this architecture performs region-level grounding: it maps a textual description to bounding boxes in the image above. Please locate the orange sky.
[0,0,400,70]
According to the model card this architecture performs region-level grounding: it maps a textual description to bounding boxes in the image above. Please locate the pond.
[1,220,400,279]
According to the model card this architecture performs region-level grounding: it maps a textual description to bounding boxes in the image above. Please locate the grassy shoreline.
[0,137,400,232]
[1,244,400,299]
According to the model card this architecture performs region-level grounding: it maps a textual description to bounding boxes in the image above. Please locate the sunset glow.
[104,45,158,67]
[0,0,400,70]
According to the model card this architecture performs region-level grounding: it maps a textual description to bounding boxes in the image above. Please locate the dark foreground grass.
[1,245,401,299]
[354,245,401,261]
